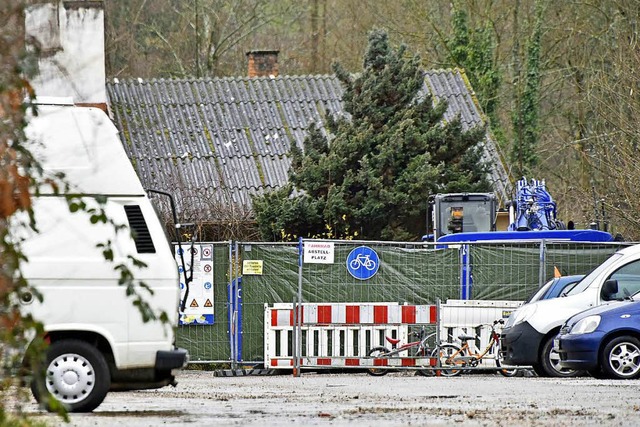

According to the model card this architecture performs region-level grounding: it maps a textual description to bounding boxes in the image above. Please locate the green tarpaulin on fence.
[177,241,624,364]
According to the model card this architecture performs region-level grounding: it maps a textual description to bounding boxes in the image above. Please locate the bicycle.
[349,254,377,271]
[434,319,518,377]
[366,327,436,376]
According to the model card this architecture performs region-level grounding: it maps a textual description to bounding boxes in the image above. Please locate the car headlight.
[506,304,538,328]
[569,315,601,335]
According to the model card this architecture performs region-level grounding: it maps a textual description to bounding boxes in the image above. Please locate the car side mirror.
[601,279,619,301]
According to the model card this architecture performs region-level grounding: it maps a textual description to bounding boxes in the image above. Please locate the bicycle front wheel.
[415,347,433,377]
[496,352,519,377]
[432,344,465,377]
[366,347,390,376]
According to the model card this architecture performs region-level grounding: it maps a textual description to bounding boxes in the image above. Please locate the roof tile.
[107,72,510,220]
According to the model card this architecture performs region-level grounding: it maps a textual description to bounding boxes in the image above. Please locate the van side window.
[124,205,156,253]
[609,260,640,299]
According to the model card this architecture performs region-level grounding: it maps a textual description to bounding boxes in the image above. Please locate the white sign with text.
[303,241,335,264]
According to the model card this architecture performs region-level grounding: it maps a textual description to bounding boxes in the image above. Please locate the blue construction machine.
[424,177,614,299]
[425,177,613,244]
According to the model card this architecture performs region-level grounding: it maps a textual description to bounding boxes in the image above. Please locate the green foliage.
[446,8,501,119]
[511,0,543,177]
[0,410,50,427]
[443,6,509,157]
[253,29,490,241]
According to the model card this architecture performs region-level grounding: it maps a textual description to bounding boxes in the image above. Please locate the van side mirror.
[601,279,619,301]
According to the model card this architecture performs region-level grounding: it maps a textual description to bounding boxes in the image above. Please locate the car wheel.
[602,336,640,379]
[539,335,582,377]
[31,339,110,412]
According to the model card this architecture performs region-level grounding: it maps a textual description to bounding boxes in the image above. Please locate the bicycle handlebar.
[409,326,428,339]
[470,319,505,330]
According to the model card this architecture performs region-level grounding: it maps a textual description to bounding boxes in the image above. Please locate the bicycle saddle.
[457,333,476,342]
[385,337,401,346]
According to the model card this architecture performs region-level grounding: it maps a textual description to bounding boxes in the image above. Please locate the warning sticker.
[175,243,215,325]
[201,245,213,260]
[242,260,264,275]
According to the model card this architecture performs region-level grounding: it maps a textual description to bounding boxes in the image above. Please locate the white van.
[18,99,187,412]
[501,243,639,377]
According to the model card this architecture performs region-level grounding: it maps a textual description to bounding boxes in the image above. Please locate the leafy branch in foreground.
[1,2,170,420]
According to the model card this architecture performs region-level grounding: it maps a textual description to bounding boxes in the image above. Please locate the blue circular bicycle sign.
[346,246,380,280]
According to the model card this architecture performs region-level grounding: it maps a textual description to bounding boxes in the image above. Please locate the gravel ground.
[23,370,640,426]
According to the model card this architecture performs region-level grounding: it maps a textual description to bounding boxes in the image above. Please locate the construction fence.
[175,239,627,367]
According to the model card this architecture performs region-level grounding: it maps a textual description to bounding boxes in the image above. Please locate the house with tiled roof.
[25,1,511,239]
[106,52,511,239]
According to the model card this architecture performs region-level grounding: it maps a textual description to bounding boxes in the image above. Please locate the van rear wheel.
[31,339,110,412]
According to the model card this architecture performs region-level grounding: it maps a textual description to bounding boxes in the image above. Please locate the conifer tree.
[253,29,490,241]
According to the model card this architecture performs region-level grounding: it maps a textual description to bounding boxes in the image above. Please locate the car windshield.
[566,253,623,296]
[526,279,553,303]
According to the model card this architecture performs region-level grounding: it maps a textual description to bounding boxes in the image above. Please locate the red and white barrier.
[264,302,438,369]
[270,303,437,327]
[264,300,524,370]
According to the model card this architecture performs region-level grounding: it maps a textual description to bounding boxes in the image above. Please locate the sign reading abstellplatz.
[303,241,335,264]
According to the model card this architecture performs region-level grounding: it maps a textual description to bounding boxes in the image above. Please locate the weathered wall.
[26,1,106,106]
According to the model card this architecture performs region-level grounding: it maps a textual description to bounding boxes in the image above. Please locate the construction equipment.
[424,177,613,300]
[426,177,612,243]
[427,193,497,241]
[507,177,565,232]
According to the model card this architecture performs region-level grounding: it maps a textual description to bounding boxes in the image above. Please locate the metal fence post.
[460,244,472,300]
[293,237,304,377]
[539,240,546,289]
[435,298,441,370]
[230,241,238,370]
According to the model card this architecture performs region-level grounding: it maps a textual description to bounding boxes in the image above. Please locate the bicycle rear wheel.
[432,344,465,377]
[366,347,390,376]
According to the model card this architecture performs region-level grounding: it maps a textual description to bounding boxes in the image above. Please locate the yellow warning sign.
[242,260,264,275]
[204,299,213,307]
[190,299,199,308]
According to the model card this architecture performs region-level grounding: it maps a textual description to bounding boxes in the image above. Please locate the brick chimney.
[246,50,279,78]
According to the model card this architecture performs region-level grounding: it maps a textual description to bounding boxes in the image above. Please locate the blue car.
[556,297,640,379]
[526,275,584,303]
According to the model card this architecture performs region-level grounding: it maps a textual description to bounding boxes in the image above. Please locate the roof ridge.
[108,74,341,85]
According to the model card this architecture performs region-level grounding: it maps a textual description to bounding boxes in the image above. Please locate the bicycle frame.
[451,334,498,364]
[366,327,436,376]
[445,321,503,366]
[381,332,433,358]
